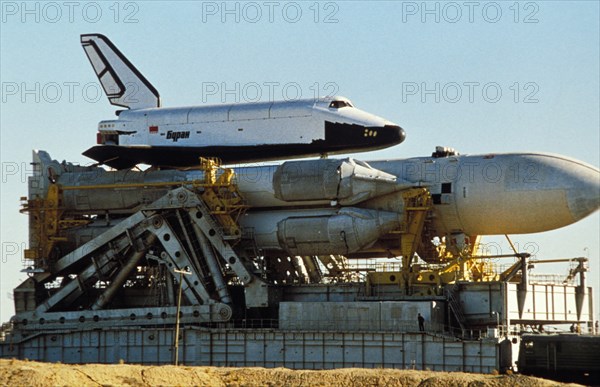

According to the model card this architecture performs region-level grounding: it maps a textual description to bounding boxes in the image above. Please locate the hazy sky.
[1,1,599,323]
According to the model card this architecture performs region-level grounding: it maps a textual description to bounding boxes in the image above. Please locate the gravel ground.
[0,359,584,387]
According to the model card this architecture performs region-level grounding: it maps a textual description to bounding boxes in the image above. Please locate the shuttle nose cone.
[385,125,406,144]
[566,161,600,221]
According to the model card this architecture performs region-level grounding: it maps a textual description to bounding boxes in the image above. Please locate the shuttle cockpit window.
[329,99,354,109]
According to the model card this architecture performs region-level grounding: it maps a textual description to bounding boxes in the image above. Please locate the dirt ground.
[0,359,584,387]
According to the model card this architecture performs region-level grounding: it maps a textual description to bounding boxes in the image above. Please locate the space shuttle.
[80,34,405,169]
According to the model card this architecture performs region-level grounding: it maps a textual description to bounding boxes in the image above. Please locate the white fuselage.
[89,96,405,168]
[99,97,396,148]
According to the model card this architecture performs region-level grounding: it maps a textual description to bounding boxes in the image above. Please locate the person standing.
[418,313,425,332]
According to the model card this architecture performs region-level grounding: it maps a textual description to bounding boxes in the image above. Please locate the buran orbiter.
[80,34,405,169]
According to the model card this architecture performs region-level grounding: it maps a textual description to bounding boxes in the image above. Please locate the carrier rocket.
[29,148,599,261]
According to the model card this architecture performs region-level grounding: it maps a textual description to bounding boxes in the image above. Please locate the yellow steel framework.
[197,157,247,239]
[20,157,247,265]
[21,184,91,262]
[367,187,507,295]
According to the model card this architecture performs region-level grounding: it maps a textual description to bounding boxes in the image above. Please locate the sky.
[0,1,599,324]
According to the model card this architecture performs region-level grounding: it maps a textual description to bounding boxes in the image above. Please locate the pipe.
[192,224,232,304]
[91,234,156,310]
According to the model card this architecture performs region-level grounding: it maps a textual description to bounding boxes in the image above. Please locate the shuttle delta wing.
[80,34,160,109]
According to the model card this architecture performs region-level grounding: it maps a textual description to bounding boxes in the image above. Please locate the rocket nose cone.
[567,163,600,221]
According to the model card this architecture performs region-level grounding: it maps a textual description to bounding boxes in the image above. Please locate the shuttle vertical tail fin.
[80,34,160,110]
